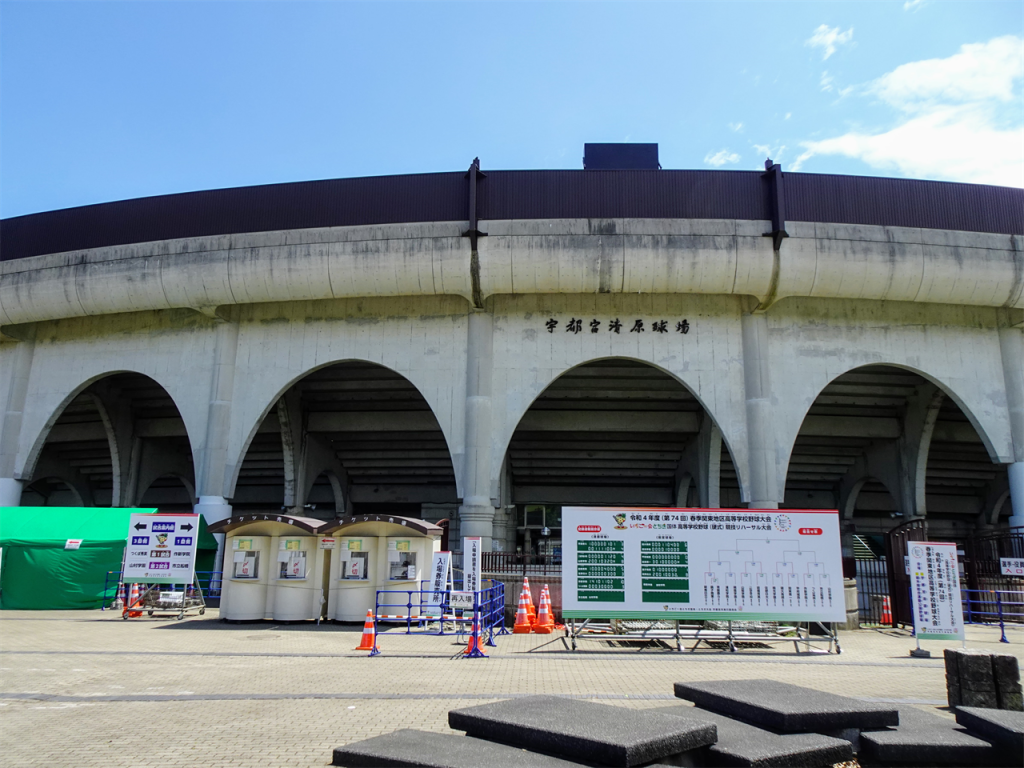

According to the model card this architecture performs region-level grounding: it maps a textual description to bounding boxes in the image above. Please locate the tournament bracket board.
[123,513,200,582]
[562,507,845,622]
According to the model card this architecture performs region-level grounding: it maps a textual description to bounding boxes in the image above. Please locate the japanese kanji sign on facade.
[545,317,690,335]
[563,507,844,622]
[908,541,965,642]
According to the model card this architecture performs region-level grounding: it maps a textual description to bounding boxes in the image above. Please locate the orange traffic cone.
[881,596,892,625]
[124,583,143,618]
[356,609,380,655]
[513,588,533,634]
[465,613,487,657]
[535,586,553,634]
[523,577,537,626]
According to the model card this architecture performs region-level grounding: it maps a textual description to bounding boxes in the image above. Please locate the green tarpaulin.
[0,508,218,610]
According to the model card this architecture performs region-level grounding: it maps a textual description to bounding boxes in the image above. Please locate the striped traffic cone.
[355,609,380,655]
[522,577,537,626]
[464,612,488,657]
[535,586,554,634]
[513,587,533,634]
[114,582,125,610]
[881,596,893,625]
[125,583,143,618]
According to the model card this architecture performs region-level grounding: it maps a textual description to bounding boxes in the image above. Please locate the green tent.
[0,508,218,610]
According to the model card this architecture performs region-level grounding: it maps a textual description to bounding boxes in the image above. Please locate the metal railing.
[372,579,507,654]
[481,552,562,576]
[962,588,1024,643]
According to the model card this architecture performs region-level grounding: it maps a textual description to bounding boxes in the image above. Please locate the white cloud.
[753,144,786,163]
[704,149,741,167]
[785,112,792,120]
[791,36,1024,187]
[871,35,1022,108]
[820,71,835,92]
[806,24,853,60]
[903,0,927,11]
[729,122,744,132]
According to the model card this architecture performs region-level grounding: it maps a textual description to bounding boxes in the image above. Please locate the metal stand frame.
[122,575,206,621]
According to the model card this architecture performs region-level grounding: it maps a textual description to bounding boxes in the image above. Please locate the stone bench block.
[650,704,853,767]
[860,707,998,766]
[955,707,1024,766]
[448,695,717,767]
[673,679,898,732]
[331,728,590,768]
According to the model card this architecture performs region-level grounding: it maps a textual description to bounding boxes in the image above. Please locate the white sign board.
[424,551,452,615]
[563,507,845,622]
[449,591,475,610]
[64,539,83,550]
[908,541,965,641]
[1001,557,1024,577]
[123,513,200,583]
[463,536,482,594]
[318,537,336,550]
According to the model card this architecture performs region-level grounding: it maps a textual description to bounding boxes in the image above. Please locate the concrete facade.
[2,214,1022,552]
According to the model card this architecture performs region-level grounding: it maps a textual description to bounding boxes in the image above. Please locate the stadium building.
[2,146,1022,579]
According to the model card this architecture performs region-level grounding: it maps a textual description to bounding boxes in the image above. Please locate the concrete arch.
[777,361,1008,499]
[225,358,461,500]
[24,476,86,507]
[137,473,197,506]
[492,355,746,504]
[18,370,200,505]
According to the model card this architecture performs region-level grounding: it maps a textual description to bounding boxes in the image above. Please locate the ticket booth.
[209,514,328,622]
[324,515,442,622]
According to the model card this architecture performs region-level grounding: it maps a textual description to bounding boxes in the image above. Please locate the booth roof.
[207,513,328,535]
[324,515,442,537]
[0,507,218,549]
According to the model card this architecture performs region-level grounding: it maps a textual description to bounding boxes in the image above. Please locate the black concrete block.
[448,695,716,767]
[650,704,853,767]
[956,707,1024,766]
[673,679,898,732]
[944,649,962,707]
[860,707,998,767]
[331,729,590,767]
[993,654,1021,684]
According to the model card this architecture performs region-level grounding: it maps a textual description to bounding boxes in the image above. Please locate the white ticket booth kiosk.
[324,515,442,622]
[209,514,328,622]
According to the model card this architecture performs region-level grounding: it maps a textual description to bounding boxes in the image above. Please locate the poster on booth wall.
[123,513,199,583]
[562,507,845,622]
[463,537,482,594]
[908,542,965,641]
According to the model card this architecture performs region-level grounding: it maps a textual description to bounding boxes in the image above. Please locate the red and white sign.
[1001,558,1024,576]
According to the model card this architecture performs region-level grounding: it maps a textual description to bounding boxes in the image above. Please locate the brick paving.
[1,610,1020,767]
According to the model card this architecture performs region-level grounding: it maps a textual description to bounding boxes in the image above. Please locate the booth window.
[279,550,307,579]
[343,552,368,580]
[233,551,259,579]
[389,552,416,581]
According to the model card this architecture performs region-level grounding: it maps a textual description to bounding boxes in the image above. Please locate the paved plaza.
[0,610,1020,767]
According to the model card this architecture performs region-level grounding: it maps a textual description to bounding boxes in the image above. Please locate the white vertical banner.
[463,537,482,594]
[425,551,452,615]
[124,513,200,583]
[908,541,965,642]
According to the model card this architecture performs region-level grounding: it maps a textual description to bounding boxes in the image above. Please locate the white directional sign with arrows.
[123,513,200,583]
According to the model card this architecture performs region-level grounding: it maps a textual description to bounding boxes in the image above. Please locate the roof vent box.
[583,143,660,170]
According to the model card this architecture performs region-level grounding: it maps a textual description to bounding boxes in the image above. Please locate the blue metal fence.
[371,578,507,657]
[962,588,1023,644]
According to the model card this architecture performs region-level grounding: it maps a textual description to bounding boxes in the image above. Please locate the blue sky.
[1,1,1021,218]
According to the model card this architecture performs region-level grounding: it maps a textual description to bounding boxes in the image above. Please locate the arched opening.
[21,477,83,507]
[783,364,1009,538]
[232,361,458,523]
[499,359,737,556]
[22,373,195,509]
[138,474,195,511]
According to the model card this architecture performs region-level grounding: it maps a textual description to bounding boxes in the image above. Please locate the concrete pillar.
[999,324,1024,527]
[458,311,497,549]
[193,316,240,567]
[740,311,780,509]
[0,330,36,507]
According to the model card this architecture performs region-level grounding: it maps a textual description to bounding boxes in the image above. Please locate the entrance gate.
[884,519,927,627]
